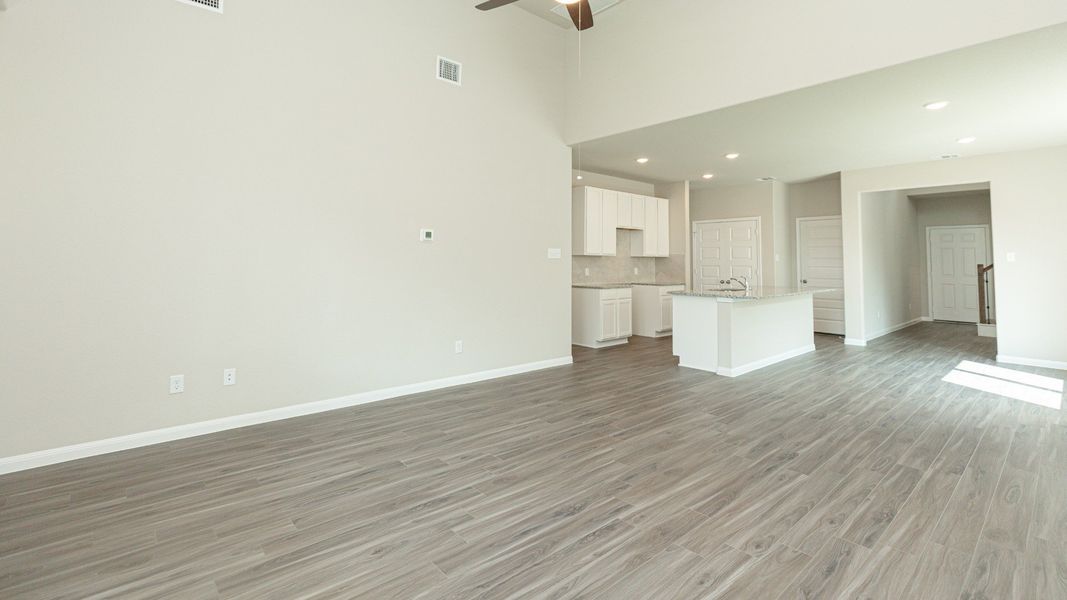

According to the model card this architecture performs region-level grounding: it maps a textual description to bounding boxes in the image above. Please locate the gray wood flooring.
[2,322,1066,599]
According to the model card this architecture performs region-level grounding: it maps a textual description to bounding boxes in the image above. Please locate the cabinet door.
[601,191,618,256]
[632,195,645,229]
[585,188,603,255]
[657,197,670,257]
[617,193,632,228]
[599,299,618,341]
[659,296,672,332]
[643,198,658,255]
[617,298,633,338]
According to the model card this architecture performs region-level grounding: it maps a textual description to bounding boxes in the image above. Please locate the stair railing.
[977,263,994,324]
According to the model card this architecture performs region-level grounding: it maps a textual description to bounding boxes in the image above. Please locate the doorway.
[927,225,993,323]
[796,216,845,335]
[692,218,761,292]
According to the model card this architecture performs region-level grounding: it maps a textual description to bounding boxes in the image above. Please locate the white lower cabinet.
[632,284,685,337]
[573,287,633,348]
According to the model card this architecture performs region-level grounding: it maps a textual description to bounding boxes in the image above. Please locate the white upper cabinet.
[617,192,633,228]
[657,197,670,257]
[573,187,667,258]
[630,196,669,257]
[601,190,618,255]
[631,195,646,229]
[572,186,613,256]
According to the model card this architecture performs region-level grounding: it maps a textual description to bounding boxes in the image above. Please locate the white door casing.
[692,218,762,292]
[797,217,845,335]
[928,225,991,323]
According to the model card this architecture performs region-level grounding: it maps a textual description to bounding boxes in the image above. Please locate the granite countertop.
[670,286,837,301]
[572,282,685,289]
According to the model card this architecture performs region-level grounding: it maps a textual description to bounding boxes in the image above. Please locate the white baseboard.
[844,338,868,347]
[866,318,923,342]
[0,356,574,476]
[717,344,816,378]
[996,354,1067,371]
[920,316,934,322]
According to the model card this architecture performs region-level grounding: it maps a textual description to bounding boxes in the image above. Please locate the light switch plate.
[1006,252,1016,263]
[169,375,185,395]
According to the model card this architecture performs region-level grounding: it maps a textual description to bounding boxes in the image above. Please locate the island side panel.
[718,294,816,376]
[672,295,719,372]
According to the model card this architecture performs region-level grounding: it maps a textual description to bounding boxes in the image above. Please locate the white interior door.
[692,219,761,292]
[797,217,845,335]
[929,226,990,323]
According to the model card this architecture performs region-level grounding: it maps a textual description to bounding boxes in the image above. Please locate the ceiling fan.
[476,0,594,31]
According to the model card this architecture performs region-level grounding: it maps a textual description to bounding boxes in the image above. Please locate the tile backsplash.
[572,230,685,285]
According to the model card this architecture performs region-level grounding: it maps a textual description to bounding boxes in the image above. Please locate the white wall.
[0,0,571,458]
[842,145,1067,367]
[913,192,993,317]
[858,191,921,340]
[566,1,1067,142]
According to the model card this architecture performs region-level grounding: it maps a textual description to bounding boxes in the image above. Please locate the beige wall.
[690,181,782,287]
[913,192,993,318]
[859,191,922,338]
[784,176,842,288]
[0,0,571,457]
[572,170,655,195]
[842,145,1067,367]
[566,1,1067,142]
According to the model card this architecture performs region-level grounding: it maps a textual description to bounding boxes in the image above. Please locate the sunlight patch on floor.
[943,363,1063,410]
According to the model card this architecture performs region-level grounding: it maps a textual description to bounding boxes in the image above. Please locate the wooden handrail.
[978,263,994,325]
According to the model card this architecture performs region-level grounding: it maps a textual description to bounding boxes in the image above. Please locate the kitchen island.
[670,287,832,377]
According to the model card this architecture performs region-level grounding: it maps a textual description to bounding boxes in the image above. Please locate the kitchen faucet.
[726,276,750,291]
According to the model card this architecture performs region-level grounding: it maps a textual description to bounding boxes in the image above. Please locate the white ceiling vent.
[176,0,223,13]
[437,57,462,86]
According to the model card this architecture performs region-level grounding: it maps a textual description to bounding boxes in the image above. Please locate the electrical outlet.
[169,375,185,395]
[633,267,639,275]
[1006,252,1016,263]
[584,268,590,276]
[223,368,236,386]
[454,340,463,354]
[547,248,562,259]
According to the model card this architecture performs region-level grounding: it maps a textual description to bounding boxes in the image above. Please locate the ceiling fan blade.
[566,0,594,30]
[475,0,522,10]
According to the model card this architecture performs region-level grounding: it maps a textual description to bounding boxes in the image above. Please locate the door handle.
[802,279,808,284]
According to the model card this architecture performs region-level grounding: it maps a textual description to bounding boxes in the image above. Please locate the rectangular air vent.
[176,0,223,13]
[437,57,462,86]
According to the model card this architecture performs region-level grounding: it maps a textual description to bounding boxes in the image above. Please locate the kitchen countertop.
[670,286,836,301]
[572,282,684,289]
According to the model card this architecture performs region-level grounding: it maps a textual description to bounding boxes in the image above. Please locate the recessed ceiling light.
[636,157,649,164]
[757,177,777,182]
[924,101,950,111]
[725,153,740,160]
[702,173,714,180]
[576,175,583,180]
[957,136,977,144]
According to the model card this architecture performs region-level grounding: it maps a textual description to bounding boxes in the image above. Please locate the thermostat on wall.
[420,229,435,242]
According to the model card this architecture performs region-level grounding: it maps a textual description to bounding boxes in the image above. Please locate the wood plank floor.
[2,322,1066,599]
